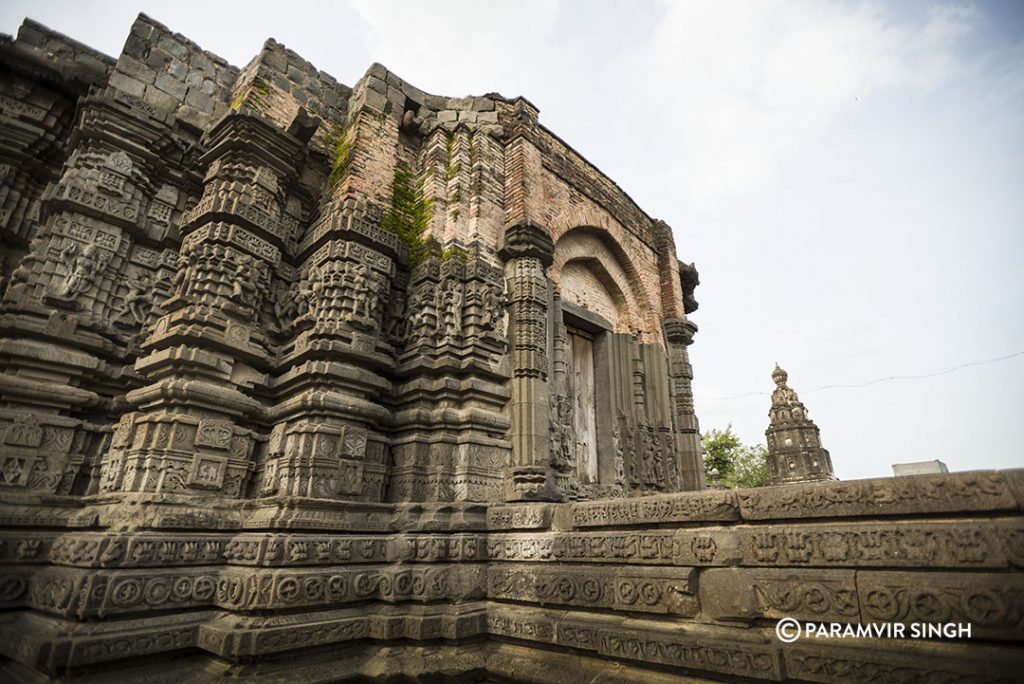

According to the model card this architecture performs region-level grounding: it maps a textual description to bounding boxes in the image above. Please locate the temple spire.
[764,364,836,485]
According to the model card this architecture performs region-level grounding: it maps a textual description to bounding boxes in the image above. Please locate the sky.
[3,1,1021,480]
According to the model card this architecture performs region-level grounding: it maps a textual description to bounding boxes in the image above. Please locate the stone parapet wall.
[0,469,1021,681]
[108,15,239,131]
[13,19,115,82]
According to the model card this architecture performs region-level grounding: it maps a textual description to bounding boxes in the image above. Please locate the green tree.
[702,426,741,478]
[701,425,769,489]
[729,443,769,488]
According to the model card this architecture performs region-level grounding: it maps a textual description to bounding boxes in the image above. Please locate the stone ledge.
[699,567,1024,642]
[561,470,1023,529]
[3,587,1023,680]
[738,469,1021,521]
[571,488,739,528]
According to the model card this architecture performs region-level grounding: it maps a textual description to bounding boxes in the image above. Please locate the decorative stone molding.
[2,15,1018,684]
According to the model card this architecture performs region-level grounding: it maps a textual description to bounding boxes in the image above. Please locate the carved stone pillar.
[0,91,185,498]
[98,113,304,503]
[388,252,511,502]
[258,213,397,504]
[663,318,703,490]
[499,221,559,501]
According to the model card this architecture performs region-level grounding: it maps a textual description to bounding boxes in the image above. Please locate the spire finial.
[772,363,788,386]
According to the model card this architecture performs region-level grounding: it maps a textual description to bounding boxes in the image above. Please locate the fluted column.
[499,221,560,501]
[663,317,704,490]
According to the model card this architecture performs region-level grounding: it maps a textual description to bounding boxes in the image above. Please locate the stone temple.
[0,14,1021,683]
[765,365,836,486]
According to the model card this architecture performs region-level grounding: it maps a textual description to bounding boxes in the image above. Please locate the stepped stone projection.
[765,364,836,485]
[0,14,1021,683]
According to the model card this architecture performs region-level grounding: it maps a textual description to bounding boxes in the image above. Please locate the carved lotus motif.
[864,588,900,620]
[963,589,1007,625]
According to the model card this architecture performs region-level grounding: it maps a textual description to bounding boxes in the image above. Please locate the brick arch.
[551,225,658,340]
[558,258,631,330]
[549,209,616,244]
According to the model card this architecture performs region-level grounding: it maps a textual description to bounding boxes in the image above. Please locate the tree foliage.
[701,424,769,489]
[702,426,741,477]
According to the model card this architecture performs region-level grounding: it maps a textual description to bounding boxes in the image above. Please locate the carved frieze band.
[572,489,739,527]
[737,471,1021,520]
[486,519,1024,568]
[486,604,784,681]
[23,563,485,618]
[568,470,1024,527]
[487,564,698,616]
[35,532,485,568]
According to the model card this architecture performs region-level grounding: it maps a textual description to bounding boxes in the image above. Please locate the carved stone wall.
[1,14,1019,683]
[0,468,1021,681]
[2,13,701,506]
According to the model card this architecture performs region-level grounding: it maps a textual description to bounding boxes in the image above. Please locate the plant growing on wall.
[439,245,468,263]
[230,76,271,112]
[326,124,354,190]
[382,161,433,262]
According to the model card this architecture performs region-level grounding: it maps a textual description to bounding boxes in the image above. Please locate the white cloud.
[630,0,979,207]
[348,0,561,97]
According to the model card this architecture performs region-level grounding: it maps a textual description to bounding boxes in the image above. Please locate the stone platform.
[1,469,1022,682]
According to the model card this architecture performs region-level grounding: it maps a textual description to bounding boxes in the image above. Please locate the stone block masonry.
[0,13,1021,683]
[0,469,1021,681]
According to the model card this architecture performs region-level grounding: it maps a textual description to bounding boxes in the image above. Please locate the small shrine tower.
[765,364,836,485]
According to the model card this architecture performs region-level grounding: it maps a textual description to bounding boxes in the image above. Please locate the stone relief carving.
[397,257,506,354]
[46,242,111,308]
[269,278,298,331]
[549,395,574,475]
[112,274,153,330]
[0,15,1017,684]
[440,280,463,341]
[382,289,408,343]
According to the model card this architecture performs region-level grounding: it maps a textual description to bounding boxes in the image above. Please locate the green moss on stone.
[444,131,461,182]
[440,245,468,263]
[253,77,271,96]
[383,161,433,262]
[327,124,354,190]
[231,77,272,111]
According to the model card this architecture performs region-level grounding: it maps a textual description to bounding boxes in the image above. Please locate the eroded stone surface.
[0,14,1021,684]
